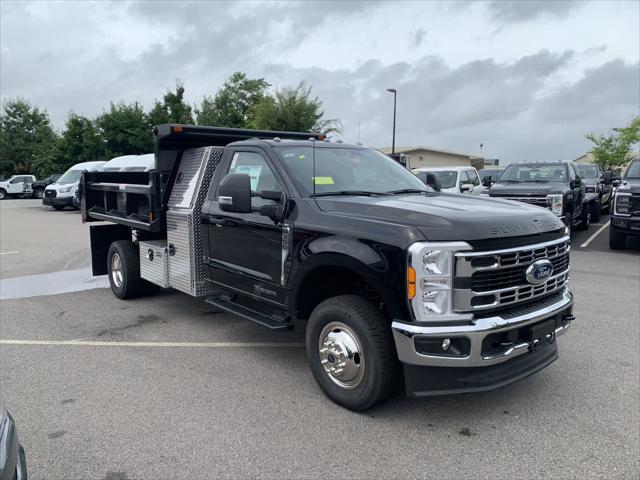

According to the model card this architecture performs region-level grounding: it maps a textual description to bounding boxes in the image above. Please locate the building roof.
[380,146,483,160]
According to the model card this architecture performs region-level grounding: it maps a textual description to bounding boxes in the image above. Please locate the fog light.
[442,338,451,351]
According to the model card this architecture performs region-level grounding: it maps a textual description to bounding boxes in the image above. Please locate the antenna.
[312,138,316,197]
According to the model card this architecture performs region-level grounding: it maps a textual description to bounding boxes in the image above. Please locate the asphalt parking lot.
[1,199,639,479]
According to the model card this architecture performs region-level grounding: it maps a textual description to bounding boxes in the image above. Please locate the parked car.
[0,175,36,200]
[412,166,483,195]
[43,161,105,210]
[30,173,62,199]
[81,124,574,411]
[100,153,155,172]
[0,406,27,480]
[489,161,598,232]
[609,158,640,249]
[576,164,614,221]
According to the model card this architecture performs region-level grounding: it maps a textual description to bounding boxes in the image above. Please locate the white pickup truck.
[0,175,36,200]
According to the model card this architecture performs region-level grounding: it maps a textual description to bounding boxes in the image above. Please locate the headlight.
[407,242,472,322]
[615,194,631,215]
[546,194,563,216]
[59,186,73,193]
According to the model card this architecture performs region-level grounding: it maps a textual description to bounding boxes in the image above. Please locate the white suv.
[412,166,483,195]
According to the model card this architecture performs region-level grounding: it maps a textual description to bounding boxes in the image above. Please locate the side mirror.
[460,183,473,193]
[601,171,613,185]
[218,173,252,213]
[569,179,581,189]
[423,172,441,192]
[482,176,492,187]
[612,180,620,188]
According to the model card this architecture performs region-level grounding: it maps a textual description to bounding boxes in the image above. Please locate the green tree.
[0,98,59,176]
[96,101,153,156]
[56,113,107,172]
[148,80,194,126]
[196,72,270,128]
[250,82,342,134]
[587,116,640,170]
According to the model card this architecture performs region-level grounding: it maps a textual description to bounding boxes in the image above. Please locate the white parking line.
[0,250,19,255]
[580,221,610,248]
[0,339,304,348]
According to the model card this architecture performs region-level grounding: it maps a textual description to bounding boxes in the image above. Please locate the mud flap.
[90,224,131,276]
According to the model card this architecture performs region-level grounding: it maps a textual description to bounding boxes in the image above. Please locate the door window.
[467,170,480,186]
[458,170,470,186]
[226,152,282,208]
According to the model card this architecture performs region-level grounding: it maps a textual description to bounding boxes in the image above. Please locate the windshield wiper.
[310,190,383,197]
[386,188,429,194]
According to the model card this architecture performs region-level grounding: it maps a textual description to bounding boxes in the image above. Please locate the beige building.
[574,153,596,164]
[381,146,484,171]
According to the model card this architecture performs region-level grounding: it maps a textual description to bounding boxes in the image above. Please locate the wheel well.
[295,266,387,320]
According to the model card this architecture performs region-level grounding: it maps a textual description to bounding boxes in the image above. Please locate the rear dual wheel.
[107,240,160,299]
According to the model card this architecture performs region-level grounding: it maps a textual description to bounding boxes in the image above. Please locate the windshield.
[625,160,640,180]
[478,169,501,180]
[57,169,83,184]
[577,165,599,178]
[274,146,428,196]
[500,164,567,183]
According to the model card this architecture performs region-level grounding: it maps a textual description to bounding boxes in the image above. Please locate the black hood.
[489,182,567,196]
[315,192,564,241]
[617,179,640,195]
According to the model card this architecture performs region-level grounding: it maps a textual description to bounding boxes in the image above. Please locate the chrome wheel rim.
[318,322,365,390]
[111,252,123,288]
[35,190,43,199]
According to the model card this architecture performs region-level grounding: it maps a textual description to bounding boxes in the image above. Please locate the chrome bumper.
[392,289,573,368]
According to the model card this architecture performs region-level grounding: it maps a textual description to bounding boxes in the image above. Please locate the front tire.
[609,227,626,250]
[578,204,591,231]
[591,200,601,222]
[0,189,6,200]
[33,188,44,199]
[306,295,397,411]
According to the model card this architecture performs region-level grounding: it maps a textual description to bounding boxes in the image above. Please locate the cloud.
[487,0,580,24]
[1,0,637,165]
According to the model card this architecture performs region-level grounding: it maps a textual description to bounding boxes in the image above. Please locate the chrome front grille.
[454,236,570,312]
[499,196,549,208]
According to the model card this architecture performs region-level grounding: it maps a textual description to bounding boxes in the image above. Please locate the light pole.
[386,88,397,155]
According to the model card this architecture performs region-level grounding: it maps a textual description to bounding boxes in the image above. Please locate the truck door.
[204,148,287,305]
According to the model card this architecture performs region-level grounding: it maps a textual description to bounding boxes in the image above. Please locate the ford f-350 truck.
[81,124,574,411]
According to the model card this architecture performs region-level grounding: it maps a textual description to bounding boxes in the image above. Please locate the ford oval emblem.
[526,259,554,285]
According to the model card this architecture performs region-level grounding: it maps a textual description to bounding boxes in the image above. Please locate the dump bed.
[80,124,319,231]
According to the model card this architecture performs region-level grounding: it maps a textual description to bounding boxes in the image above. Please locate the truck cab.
[81,124,575,411]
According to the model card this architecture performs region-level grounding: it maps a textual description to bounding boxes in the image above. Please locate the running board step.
[205,295,291,330]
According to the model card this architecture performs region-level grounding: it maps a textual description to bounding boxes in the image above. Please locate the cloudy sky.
[1,0,638,163]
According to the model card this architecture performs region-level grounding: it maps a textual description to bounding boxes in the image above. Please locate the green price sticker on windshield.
[313,176,335,185]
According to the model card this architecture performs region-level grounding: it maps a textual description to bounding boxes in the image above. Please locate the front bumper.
[42,195,74,207]
[392,289,573,396]
[611,215,640,236]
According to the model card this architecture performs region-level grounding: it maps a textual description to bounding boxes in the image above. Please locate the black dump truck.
[81,124,574,411]
[488,160,599,232]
